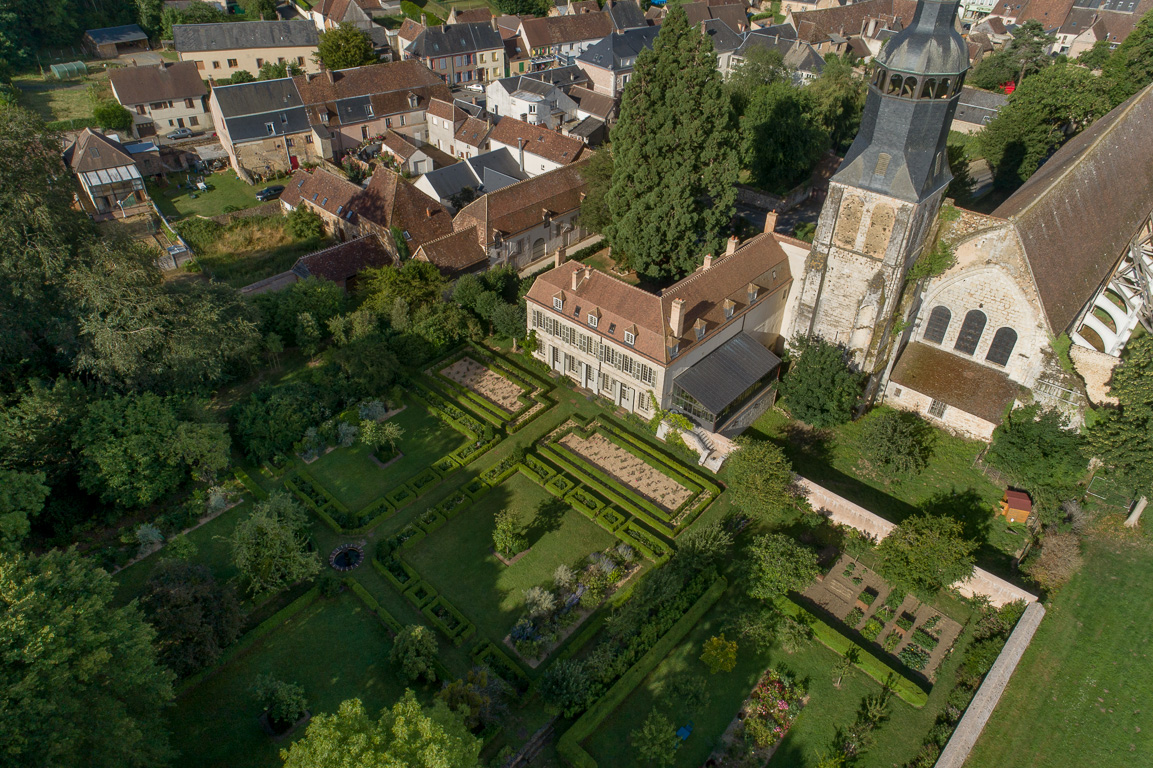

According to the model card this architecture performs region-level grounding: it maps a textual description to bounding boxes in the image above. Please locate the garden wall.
[932,601,1046,768]
[797,477,1038,607]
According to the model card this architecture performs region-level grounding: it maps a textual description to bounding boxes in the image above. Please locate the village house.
[523,231,793,434]
[447,7,493,25]
[729,30,826,82]
[426,97,466,152]
[487,116,585,176]
[209,60,452,176]
[381,129,433,174]
[109,62,212,140]
[402,21,506,85]
[787,0,919,58]
[568,85,617,124]
[950,86,1008,133]
[607,0,650,31]
[308,0,377,32]
[576,26,659,98]
[173,20,321,81]
[453,160,590,269]
[240,234,396,295]
[487,73,579,127]
[280,166,364,240]
[350,168,455,257]
[413,147,528,209]
[412,228,490,275]
[452,116,493,159]
[63,129,150,218]
[552,0,602,17]
[518,12,614,69]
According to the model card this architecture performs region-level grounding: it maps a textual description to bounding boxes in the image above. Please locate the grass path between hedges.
[967,533,1153,767]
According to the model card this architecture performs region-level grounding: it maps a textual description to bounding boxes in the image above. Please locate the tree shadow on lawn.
[526,496,568,543]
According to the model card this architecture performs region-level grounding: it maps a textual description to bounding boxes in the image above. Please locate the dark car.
[166,127,194,140]
[256,185,285,202]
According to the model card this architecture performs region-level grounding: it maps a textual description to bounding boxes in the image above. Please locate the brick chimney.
[702,253,714,270]
[426,207,434,218]
[669,298,686,338]
[554,245,567,268]
[572,265,590,291]
[726,235,739,256]
[764,210,779,234]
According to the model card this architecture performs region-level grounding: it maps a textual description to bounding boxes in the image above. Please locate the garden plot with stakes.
[424,345,556,432]
[801,554,963,681]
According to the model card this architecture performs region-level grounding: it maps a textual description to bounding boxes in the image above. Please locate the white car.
[463,83,484,93]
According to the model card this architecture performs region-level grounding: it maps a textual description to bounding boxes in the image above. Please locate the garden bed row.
[426,344,556,433]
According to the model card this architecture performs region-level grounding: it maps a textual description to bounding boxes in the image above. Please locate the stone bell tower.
[791,0,969,377]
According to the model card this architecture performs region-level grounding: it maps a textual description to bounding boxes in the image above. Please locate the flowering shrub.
[741,668,806,749]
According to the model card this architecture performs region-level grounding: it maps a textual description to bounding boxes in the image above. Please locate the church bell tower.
[791,0,969,378]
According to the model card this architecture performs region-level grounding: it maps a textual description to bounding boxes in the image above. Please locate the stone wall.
[882,382,999,441]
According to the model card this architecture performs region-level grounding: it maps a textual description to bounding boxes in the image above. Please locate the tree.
[606,5,739,281]
[93,100,133,132]
[280,693,481,768]
[259,60,303,80]
[987,404,1085,518]
[946,141,975,202]
[250,0,278,20]
[726,438,795,522]
[140,559,243,677]
[492,508,526,556]
[232,382,331,462]
[743,533,820,601]
[663,674,711,718]
[360,419,403,455]
[75,392,230,508]
[1079,39,1114,71]
[227,69,256,84]
[777,613,814,654]
[1102,9,1153,102]
[359,259,446,315]
[286,204,325,240]
[253,276,345,346]
[630,709,678,767]
[832,646,859,688]
[876,514,975,594]
[253,674,308,728]
[390,624,439,684]
[495,0,550,15]
[780,335,864,427]
[977,63,1113,190]
[672,520,733,574]
[858,407,935,479]
[437,668,508,730]
[538,658,591,717]
[229,493,319,595]
[315,22,376,71]
[135,0,162,35]
[727,45,788,112]
[0,548,175,768]
[700,633,738,674]
[0,470,47,551]
[969,20,1055,90]
[1024,528,1083,591]
[741,80,829,193]
[491,303,527,350]
[579,145,614,233]
[803,53,867,151]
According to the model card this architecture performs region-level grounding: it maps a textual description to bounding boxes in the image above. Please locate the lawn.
[581,248,640,286]
[14,74,105,122]
[744,407,1023,578]
[168,590,413,768]
[148,170,262,220]
[405,473,619,643]
[177,215,327,288]
[967,533,1153,767]
[306,403,471,511]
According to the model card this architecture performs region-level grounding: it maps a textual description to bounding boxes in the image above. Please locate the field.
[175,214,327,288]
[967,533,1153,767]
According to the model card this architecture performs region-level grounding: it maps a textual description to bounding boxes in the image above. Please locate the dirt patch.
[441,357,526,413]
[558,431,691,512]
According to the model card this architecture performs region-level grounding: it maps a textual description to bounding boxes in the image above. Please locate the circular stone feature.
[329,544,364,572]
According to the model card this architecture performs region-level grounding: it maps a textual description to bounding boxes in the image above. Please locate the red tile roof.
[280,167,362,221]
[454,116,492,147]
[109,61,206,106]
[488,116,584,165]
[520,12,613,48]
[454,159,589,244]
[427,97,466,122]
[293,234,395,282]
[414,226,489,273]
[351,168,454,247]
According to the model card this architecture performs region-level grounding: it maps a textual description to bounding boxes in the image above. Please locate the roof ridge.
[662,233,775,297]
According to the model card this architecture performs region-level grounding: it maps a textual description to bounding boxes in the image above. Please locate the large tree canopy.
[605,5,739,281]
[740,80,829,193]
[0,548,175,768]
[876,514,975,594]
[140,559,243,677]
[726,438,795,522]
[315,22,376,70]
[780,336,864,428]
[1084,333,1153,495]
[743,533,820,601]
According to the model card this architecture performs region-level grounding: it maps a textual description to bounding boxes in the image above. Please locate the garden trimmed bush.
[595,507,628,533]
[471,641,530,695]
[404,580,438,609]
[233,468,268,500]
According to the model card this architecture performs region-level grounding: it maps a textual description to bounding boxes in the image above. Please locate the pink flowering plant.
[741,667,806,749]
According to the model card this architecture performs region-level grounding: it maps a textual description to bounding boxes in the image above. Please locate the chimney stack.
[669,298,686,338]
[702,253,714,270]
[572,265,591,291]
[554,245,567,268]
[421,13,428,26]
[726,235,739,257]
[764,210,779,234]
[517,137,525,170]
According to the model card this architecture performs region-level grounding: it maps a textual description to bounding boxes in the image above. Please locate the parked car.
[256,185,285,202]
[166,128,194,140]
[463,83,483,93]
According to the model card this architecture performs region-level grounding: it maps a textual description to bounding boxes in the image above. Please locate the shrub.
[912,628,939,650]
[390,624,439,684]
[860,618,884,642]
[882,631,901,652]
[898,644,931,671]
[253,674,307,726]
[780,336,864,427]
[700,634,738,674]
[858,407,935,477]
[845,607,865,627]
[859,589,877,606]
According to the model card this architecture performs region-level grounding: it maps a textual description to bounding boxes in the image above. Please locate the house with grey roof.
[413,147,528,209]
[950,86,1008,133]
[700,19,745,72]
[487,74,579,129]
[173,20,321,80]
[576,26,659,97]
[607,0,650,31]
[403,21,506,85]
[731,30,826,82]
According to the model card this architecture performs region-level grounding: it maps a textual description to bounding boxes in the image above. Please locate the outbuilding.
[84,25,150,59]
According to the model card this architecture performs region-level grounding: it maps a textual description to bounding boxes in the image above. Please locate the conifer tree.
[606,6,739,281]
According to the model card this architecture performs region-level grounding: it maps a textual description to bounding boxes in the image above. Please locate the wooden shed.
[1000,489,1033,524]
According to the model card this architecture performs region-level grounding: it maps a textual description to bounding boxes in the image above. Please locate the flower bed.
[422,595,475,645]
[374,555,418,590]
[545,474,576,497]
[718,667,806,760]
[566,486,606,518]
[409,467,442,495]
[386,485,417,508]
[416,508,446,534]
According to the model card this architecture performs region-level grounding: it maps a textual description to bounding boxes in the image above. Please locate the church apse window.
[985,327,1017,366]
[924,306,951,344]
[900,76,918,98]
[954,309,987,355]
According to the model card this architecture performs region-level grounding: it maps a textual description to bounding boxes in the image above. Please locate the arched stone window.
[920,78,937,98]
[936,78,951,98]
[923,306,951,344]
[954,309,987,355]
[872,68,887,88]
[887,73,903,94]
[985,327,1017,366]
[900,76,918,98]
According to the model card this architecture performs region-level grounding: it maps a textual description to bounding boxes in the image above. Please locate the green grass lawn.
[148,170,261,220]
[14,75,102,122]
[306,403,471,511]
[744,407,1022,578]
[406,473,618,643]
[169,590,415,768]
[967,533,1153,767]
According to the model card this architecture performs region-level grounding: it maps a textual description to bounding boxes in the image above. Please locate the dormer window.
[624,329,635,345]
[553,296,563,310]
[669,340,680,358]
[408,94,418,108]
[723,299,735,320]
[694,319,706,341]
[365,105,374,118]
[573,305,582,317]
[747,283,759,303]
[266,122,275,134]
[320,111,329,123]
[587,313,598,328]
[402,231,412,240]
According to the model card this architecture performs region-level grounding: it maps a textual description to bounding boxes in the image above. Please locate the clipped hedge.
[233,467,268,500]
[346,497,396,533]
[422,595,473,641]
[618,522,670,562]
[595,507,628,533]
[778,597,928,707]
[344,578,403,634]
[472,641,530,694]
[404,580,438,609]
[557,576,728,767]
[374,555,418,590]
[177,585,321,695]
[416,508,446,534]
[386,485,418,508]
[565,486,606,518]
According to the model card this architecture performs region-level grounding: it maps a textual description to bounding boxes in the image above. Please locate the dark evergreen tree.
[140,559,243,677]
[740,80,829,193]
[780,336,864,428]
[606,6,739,281]
[1102,9,1153,103]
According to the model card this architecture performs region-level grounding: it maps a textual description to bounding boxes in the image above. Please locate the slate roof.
[212,78,312,142]
[701,19,743,53]
[173,20,318,52]
[86,24,148,45]
[608,0,649,31]
[736,32,826,75]
[407,21,504,57]
[890,342,1018,423]
[455,159,589,245]
[414,227,489,273]
[292,235,395,282]
[63,129,137,172]
[280,167,362,221]
[110,62,207,106]
[680,2,749,32]
[953,86,1008,127]
[569,86,616,119]
[674,333,781,415]
[520,13,613,48]
[351,169,454,246]
[455,116,492,148]
[488,116,584,165]
[417,147,527,201]
[577,27,659,71]
[993,84,1153,334]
